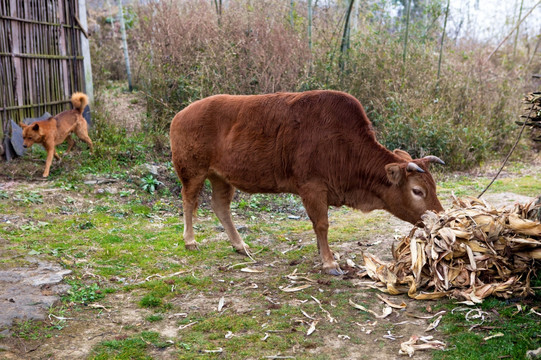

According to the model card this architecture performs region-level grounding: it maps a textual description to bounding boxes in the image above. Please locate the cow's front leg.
[299,185,344,275]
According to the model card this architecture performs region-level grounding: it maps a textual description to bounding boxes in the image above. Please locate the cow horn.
[406,162,425,173]
[423,155,445,165]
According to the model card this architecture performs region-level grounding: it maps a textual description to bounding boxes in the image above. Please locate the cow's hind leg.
[209,174,249,255]
[181,175,205,250]
[299,184,344,276]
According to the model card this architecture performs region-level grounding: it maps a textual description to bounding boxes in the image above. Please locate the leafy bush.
[91,0,538,170]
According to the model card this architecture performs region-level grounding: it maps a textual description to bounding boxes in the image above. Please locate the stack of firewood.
[518,92,541,143]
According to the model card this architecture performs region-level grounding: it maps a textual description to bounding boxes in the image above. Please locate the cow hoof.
[326,267,345,276]
[234,243,250,256]
[185,243,199,251]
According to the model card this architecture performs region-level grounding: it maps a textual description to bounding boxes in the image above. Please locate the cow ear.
[385,163,404,185]
[393,149,413,161]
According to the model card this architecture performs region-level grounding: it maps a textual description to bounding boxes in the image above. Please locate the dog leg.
[74,122,93,153]
[66,136,75,154]
[43,147,55,177]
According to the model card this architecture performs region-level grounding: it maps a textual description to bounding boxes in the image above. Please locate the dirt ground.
[0,88,538,358]
[0,171,537,359]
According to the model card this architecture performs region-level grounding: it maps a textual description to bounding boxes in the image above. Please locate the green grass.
[433,296,541,360]
[90,331,172,360]
[438,170,541,198]
[1,125,540,359]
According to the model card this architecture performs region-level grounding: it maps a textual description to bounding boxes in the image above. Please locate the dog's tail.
[71,92,88,114]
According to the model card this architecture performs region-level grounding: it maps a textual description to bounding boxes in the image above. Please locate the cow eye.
[412,188,424,197]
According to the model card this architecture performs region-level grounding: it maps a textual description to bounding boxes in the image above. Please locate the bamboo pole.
[290,0,294,27]
[118,0,133,92]
[1,0,87,125]
[69,0,79,94]
[0,53,84,59]
[339,0,355,73]
[513,0,524,59]
[402,0,412,65]
[0,99,72,112]
[527,34,541,66]
[307,0,312,51]
[486,1,541,63]
[437,0,450,82]
[352,0,359,33]
[58,0,70,102]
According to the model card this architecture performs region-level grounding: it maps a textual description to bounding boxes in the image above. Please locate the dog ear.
[32,123,39,131]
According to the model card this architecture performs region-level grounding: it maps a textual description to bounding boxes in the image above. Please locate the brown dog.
[22,92,93,177]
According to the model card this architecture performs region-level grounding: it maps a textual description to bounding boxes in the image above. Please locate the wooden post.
[58,0,71,102]
[78,0,93,103]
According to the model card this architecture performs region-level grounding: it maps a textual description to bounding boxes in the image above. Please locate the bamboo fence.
[0,0,89,141]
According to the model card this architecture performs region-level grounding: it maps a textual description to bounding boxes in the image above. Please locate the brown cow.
[170,90,444,275]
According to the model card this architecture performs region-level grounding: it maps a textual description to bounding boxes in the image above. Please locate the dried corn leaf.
[399,335,446,357]
[377,294,407,309]
[306,320,318,336]
[280,284,312,292]
[508,214,541,236]
[218,296,225,312]
[425,314,442,332]
[362,197,541,302]
[349,299,392,318]
[483,333,504,341]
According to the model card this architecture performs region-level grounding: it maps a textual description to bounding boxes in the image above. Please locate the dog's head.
[21,123,44,148]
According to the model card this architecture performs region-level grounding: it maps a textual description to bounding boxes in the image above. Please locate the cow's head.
[384,149,444,225]
[21,123,43,149]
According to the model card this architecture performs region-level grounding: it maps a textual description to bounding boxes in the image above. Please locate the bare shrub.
[90,0,538,169]
[133,0,310,132]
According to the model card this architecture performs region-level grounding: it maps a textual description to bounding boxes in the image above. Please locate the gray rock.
[0,259,72,328]
[9,120,25,157]
[23,112,52,125]
[144,163,160,176]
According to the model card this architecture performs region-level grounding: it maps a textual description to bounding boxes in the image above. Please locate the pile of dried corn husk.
[363,196,541,302]
[518,92,541,142]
